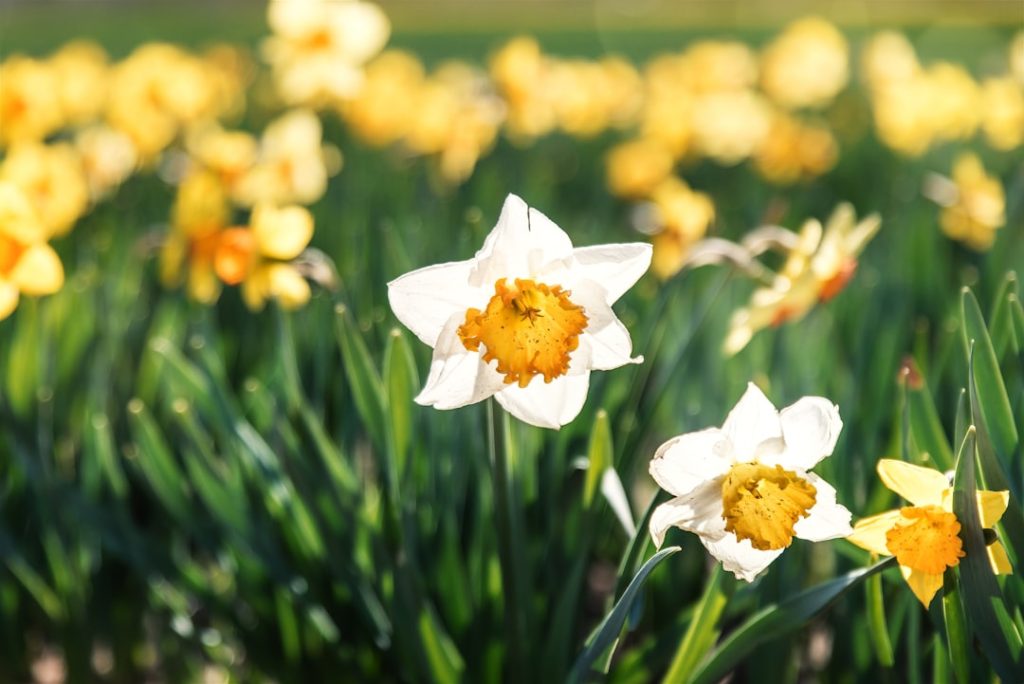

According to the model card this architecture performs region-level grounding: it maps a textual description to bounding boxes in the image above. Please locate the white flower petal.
[387,259,480,347]
[415,315,505,409]
[525,205,575,273]
[647,480,727,548]
[470,194,531,286]
[494,369,590,429]
[649,428,732,497]
[793,473,853,541]
[764,397,843,471]
[700,532,785,583]
[571,243,653,304]
[571,281,641,371]
[722,382,783,460]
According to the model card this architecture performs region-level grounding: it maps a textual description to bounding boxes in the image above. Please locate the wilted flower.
[847,459,1011,607]
[760,17,848,110]
[263,0,390,106]
[0,182,64,320]
[725,204,880,355]
[649,382,851,581]
[931,153,1005,251]
[388,194,651,429]
[0,142,89,238]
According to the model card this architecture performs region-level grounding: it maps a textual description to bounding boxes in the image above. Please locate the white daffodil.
[648,383,852,581]
[387,193,652,429]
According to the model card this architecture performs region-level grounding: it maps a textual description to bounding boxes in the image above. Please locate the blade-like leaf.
[690,556,896,684]
[584,410,613,509]
[568,545,681,684]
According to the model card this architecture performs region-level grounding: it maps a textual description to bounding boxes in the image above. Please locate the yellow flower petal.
[11,243,63,295]
[876,459,948,507]
[987,541,1013,575]
[847,509,902,555]
[0,279,19,320]
[900,564,944,608]
[266,263,311,310]
[978,490,1009,528]
[251,203,313,260]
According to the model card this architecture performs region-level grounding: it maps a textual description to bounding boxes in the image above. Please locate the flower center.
[214,227,257,285]
[457,277,588,388]
[819,258,857,302]
[885,505,965,574]
[0,234,26,275]
[721,462,817,550]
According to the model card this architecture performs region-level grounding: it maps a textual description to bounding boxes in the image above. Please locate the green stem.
[487,399,527,678]
[662,564,733,683]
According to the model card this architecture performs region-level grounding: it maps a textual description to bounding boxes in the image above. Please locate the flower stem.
[661,563,733,684]
[487,399,528,677]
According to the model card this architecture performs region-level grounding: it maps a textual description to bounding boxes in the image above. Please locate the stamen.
[458,277,588,387]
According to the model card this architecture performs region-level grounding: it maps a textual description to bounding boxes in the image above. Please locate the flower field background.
[1,1,1023,682]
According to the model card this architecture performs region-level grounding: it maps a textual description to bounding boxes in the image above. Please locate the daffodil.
[388,194,651,429]
[0,142,90,238]
[929,153,1005,252]
[75,126,138,200]
[160,170,231,304]
[725,204,880,355]
[847,459,1012,607]
[0,182,64,320]
[644,178,715,280]
[218,204,315,312]
[759,17,849,110]
[0,55,63,148]
[649,382,851,581]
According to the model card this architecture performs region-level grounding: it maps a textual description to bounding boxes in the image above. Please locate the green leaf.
[690,557,896,684]
[335,304,387,449]
[568,545,681,684]
[418,608,465,684]
[952,425,1024,682]
[383,327,419,478]
[867,563,894,667]
[942,569,970,684]
[961,288,1019,460]
[989,272,1019,358]
[903,358,954,470]
[126,398,191,521]
[614,493,660,601]
[583,409,613,509]
[662,564,734,683]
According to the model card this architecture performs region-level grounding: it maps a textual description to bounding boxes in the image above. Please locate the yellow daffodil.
[690,90,772,165]
[186,124,259,194]
[979,76,1024,150]
[161,170,232,304]
[489,36,557,142]
[234,109,335,206]
[605,138,675,200]
[404,63,503,186]
[0,55,63,148]
[49,40,109,127]
[847,459,1011,607]
[760,17,848,110]
[646,178,715,280]
[219,204,315,311]
[1012,31,1024,85]
[342,50,425,147]
[388,194,651,429]
[263,0,390,106]
[753,113,838,184]
[932,153,1005,251]
[649,383,851,581]
[725,204,880,355]
[0,182,64,320]
[0,142,89,238]
[74,126,138,200]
